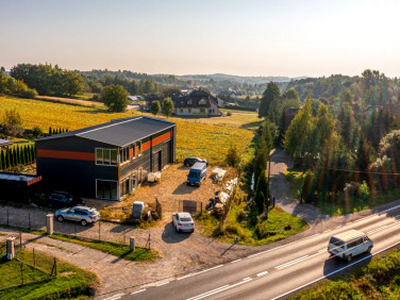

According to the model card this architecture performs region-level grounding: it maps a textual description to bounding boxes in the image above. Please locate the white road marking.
[131,289,146,295]
[247,233,320,259]
[104,294,125,300]
[156,281,170,287]
[187,277,253,300]
[231,259,242,264]
[318,249,327,254]
[367,224,393,235]
[275,255,309,270]
[257,271,268,277]
[270,241,400,300]
[177,264,223,281]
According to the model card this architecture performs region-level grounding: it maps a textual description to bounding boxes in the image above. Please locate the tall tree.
[2,108,24,137]
[259,82,281,118]
[101,85,129,112]
[150,100,161,116]
[162,97,174,118]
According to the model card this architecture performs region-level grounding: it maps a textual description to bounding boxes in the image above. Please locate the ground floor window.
[96,180,118,200]
[131,171,137,193]
[120,178,130,198]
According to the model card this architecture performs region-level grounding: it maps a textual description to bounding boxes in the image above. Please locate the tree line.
[258,72,400,212]
[0,69,37,98]
[0,144,36,170]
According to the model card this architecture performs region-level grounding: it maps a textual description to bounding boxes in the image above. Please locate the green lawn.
[196,205,309,246]
[49,233,160,262]
[0,248,98,299]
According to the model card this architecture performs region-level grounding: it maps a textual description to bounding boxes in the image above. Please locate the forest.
[259,70,400,214]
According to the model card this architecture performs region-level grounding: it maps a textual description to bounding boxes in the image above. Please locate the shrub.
[32,126,43,138]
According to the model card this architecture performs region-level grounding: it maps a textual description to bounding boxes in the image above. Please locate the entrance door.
[154,151,162,172]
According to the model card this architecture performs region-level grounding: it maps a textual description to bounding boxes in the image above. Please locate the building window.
[209,109,212,113]
[137,141,142,156]
[96,148,118,166]
[200,109,205,113]
[120,147,129,163]
[120,178,130,198]
[199,99,207,105]
[131,171,137,193]
[180,109,183,113]
[96,180,118,200]
[188,109,191,113]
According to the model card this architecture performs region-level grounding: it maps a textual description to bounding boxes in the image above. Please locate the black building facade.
[36,116,176,200]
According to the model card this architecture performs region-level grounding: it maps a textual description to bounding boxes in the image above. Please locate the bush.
[227,112,232,117]
[18,88,38,99]
[32,126,43,138]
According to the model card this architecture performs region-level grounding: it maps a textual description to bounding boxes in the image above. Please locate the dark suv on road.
[48,191,85,208]
[183,157,208,167]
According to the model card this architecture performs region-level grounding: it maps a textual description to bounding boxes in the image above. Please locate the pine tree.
[21,145,26,165]
[31,144,36,161]
[6,149,11,169]
[49,127,52,135]
[16,146,21,166]
[25,145,31,164]
[254,170,269,214]
[0,151,5,170]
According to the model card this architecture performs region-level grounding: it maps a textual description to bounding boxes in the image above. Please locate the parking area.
[86,163,234,226]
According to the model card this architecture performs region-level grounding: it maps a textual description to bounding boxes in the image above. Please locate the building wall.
[174,104,219,117]
[36,127,176,200]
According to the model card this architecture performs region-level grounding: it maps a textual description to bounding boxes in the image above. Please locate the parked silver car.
[55,206,100,226]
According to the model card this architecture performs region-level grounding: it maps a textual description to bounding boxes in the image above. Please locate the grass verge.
[196,204,309,246]
[0,225,160,262]
[0,247,99,299]
[48,233,161,262]
[290,247,400,299]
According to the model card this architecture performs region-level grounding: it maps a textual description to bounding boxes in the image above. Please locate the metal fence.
[0,243,57,291]
[0,207,147,247]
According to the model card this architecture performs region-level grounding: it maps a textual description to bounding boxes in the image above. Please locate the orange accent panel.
[142,141,150,151]
[152,132,172,146]
[129,149,134,157]
[37,149,95,161]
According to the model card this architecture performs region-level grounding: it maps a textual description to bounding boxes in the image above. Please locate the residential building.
[36,116,176,200]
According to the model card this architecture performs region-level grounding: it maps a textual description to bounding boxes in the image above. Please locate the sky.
[1,0,399,78]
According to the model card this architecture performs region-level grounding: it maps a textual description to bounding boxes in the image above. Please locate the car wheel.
[191,229,194,233]
[367,246,372,253]
[185,163,190,167]
[81,219,88,226]
[175,226,179,233]
[347,254,352,262]
[57,215,64,222]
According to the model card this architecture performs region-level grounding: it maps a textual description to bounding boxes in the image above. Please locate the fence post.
[19,232,22,250]
[6,237,15,260]
[98,222,101,241]
[46,214,54,235]
[130,237,135,252]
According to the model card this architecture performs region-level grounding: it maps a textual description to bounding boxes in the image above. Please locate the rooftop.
[36,116,175,147]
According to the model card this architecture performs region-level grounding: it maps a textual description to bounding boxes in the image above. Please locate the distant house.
[172,90,219,117]
[216,97,224,108]
[145,90,220,117]
[0,139,12,150]
[285,107,300,130]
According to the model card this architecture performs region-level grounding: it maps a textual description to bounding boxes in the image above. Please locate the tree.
[254,170,268,214]
[259,82,281,118]
[162,97,174,118]
[284,100,313,160]
[226,144,240,167]
[150,101,161,116]
[2,108,24,137]
[282,88,300,101]
[101,85,129,112]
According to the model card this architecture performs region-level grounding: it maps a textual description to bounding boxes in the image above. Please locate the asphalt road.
[110,204,400,300]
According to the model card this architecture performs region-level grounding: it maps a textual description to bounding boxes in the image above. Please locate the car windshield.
[189,171,200,178]
[329,237,345,248]
[180,217,192,222]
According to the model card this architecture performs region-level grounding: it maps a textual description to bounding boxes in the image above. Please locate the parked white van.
[328,229,373,262]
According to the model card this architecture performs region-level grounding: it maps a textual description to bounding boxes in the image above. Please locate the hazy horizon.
[1,0,399,78]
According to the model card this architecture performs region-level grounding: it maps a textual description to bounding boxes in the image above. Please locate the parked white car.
[172,212,195,233]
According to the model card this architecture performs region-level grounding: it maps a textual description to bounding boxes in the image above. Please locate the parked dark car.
[48,191,85,208]
[183,157,208,167]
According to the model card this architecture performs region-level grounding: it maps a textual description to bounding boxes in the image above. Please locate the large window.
[137,141,142,156]
[96,180,118,200]
[120,147,129,163]
[96,148,118,166]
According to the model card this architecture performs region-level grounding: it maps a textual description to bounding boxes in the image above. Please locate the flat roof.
[36,116,175,147]
[0,172,42,185]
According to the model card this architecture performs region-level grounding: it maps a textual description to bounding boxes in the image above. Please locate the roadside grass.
[220,108,258,114]
[48,233,161,262]
[0,95,255,165]
[0,225,160,262]
[0,247,99,299]
[290,247,400,299]
[196,205,309,246]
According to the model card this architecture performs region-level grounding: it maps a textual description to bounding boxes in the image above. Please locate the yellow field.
[0,95,257,165]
